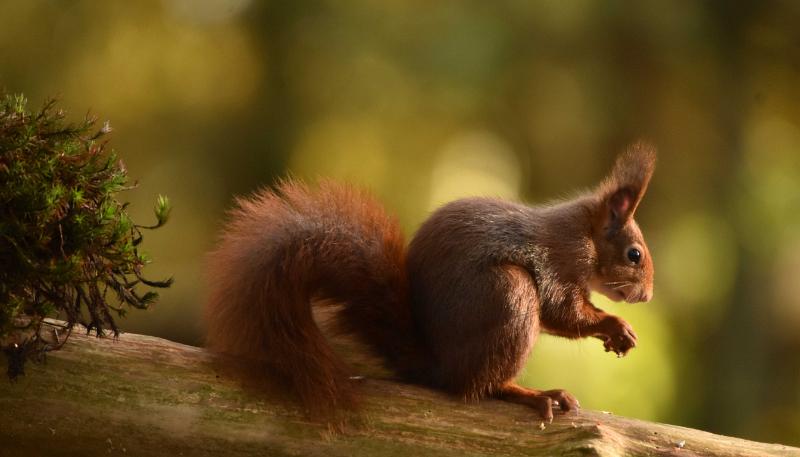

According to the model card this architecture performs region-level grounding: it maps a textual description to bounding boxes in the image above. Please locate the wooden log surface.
[1,328,798,457]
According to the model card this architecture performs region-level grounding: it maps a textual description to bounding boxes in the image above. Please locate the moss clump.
[0,94,171,376]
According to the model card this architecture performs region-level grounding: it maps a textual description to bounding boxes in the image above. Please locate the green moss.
[0,94,172,377]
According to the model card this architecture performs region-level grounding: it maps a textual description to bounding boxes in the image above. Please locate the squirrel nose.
[641,289,653,303]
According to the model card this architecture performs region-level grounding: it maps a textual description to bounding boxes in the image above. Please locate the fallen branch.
[1,329,797,456]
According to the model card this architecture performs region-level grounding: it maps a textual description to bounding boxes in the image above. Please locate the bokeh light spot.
[427,131,520,209]
[659,213,737,317]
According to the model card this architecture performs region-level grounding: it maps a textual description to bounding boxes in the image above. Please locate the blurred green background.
[2,0,800,446]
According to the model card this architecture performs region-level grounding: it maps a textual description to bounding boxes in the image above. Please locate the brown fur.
[205,179,421,414]
[205,143,656,421]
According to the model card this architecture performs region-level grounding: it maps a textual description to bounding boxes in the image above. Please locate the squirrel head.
[589,142,656,303]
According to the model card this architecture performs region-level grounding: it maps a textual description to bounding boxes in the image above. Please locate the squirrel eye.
[627,248,642,264]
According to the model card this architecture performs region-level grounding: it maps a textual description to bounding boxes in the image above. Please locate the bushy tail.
[205,179,422,413]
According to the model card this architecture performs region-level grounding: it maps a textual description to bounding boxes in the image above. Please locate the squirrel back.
[205,179,422,413]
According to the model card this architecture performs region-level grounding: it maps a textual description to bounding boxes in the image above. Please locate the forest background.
[2,0,799,446]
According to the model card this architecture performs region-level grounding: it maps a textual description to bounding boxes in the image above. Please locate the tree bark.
[1,328,797,457]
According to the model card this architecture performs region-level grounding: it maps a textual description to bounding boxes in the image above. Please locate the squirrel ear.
[597,141,656,232]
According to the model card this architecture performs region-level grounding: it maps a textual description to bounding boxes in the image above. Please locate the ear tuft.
[605,141,656,194]
[597,141,656,229]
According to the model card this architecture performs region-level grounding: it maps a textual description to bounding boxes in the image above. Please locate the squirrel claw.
[600,316,637,356]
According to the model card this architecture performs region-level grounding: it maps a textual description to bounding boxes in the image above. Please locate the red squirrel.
[205,142,655,422]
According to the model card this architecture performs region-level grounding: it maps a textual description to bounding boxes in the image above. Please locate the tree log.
[1,328,797,457]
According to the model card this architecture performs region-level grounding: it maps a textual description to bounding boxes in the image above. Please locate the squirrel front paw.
[599,316,637,357]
